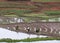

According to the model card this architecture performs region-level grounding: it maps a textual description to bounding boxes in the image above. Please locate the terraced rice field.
[0,1,60,22]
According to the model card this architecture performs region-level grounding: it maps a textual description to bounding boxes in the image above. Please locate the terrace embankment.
[0,2,60,13]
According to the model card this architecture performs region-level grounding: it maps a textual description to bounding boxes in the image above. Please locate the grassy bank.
[44,11,60,16]
[3,10,60,22]
[0,37,60,42]
[1,9,60,17]
[0,9,60,22]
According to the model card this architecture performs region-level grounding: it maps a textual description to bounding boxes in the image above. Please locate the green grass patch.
[0,37,60,42]
[0,9,32,16]
[44,11,60,16]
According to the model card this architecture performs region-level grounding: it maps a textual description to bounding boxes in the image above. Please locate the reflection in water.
[1,40,60,43]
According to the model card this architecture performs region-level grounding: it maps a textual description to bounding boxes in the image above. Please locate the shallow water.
[0,40,60,43]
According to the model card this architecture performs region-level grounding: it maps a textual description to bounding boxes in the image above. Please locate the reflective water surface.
[1,40,60,43]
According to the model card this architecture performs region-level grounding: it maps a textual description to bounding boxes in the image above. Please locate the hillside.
[0,2,60,22]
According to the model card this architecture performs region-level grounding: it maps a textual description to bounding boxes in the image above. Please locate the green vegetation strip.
[44,11,60,16]
[1,10,60,21]
[0,9,32,16]
[0,37,60,42]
